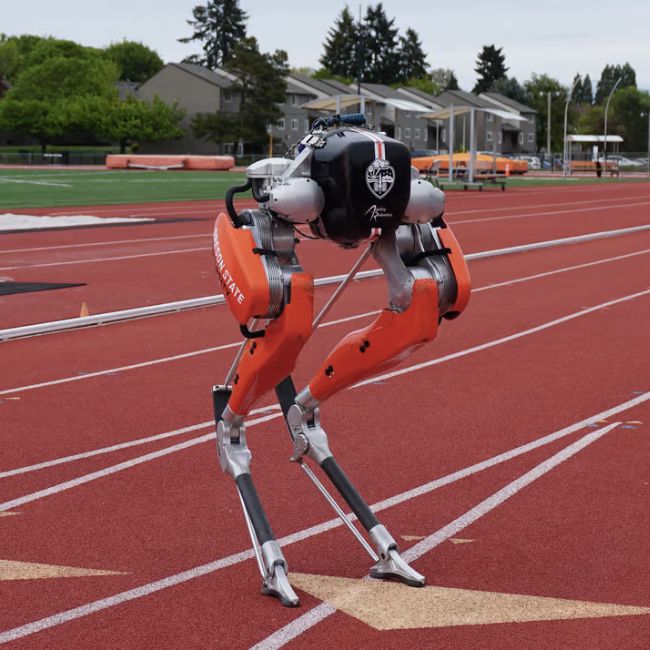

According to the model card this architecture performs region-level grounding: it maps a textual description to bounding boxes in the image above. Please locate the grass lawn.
[0,167,647,210]
[0,169,248,209]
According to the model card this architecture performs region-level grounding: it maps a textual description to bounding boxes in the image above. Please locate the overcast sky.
[2,0,649,91]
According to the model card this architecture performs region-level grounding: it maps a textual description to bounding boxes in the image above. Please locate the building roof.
[358,83,404,100]
[397,86,442,109]
[170,62,236,88]
[321,78,357,94]
[285,78,316,96]
[435,90,495,109]
[482,92,537,114]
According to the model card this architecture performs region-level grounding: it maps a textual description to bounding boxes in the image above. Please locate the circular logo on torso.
[366,158,395,199]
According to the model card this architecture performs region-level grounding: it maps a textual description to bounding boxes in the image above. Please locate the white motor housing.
[268,178,325,224]
[403,179,445,224]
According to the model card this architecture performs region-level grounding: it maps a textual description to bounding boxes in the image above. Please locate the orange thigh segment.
[438,225,471,315]
[308,278,439,403]
[229,273,314,417]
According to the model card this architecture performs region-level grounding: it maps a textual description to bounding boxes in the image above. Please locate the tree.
[430,68,458,91]
[179,0,248,69]
[361,3,401,84]
[595,62,637,104]
[105,40,164,83]
[193,37,288,149]
[396,28,428,83]
[572,73,583,103]
[489,76,527,104]
[68,95,185,153]
[0,56,119,151]
[523,73,569,151]
[473,45,508,94]
[402,76,440,96]
[319,6,360,80]
[610,87,650,151]
[581,74,593,105]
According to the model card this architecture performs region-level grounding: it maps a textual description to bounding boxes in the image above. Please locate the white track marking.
[353,288,650,389]
[2,396,645,644]
[2,289,648,498]
[0,234,208,255]
[2,247,646,398]
[0,247,208,271]
[0,412,283,511]
[0,405,281,480]
[450,193,650,216]
[0,311,381,398]
[449,200,650,226]
[253,422,622,650]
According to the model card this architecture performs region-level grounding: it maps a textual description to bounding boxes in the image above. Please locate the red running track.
[1,182,649,328]
[0,199,649,647]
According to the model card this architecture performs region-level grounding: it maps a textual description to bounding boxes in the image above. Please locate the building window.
[487,113,493,122]
[498,132,502,145]
[292,94,298,106]
[518,132,524,145]
[290,118,298,130]
[404,127,411,138]
[486,131,493,142]
[304,118,310,132]
[223,89,232,103]
[414,128,420,139]
[441,128,446,142]
[528,132,534,143]
[278,118,285,130]
[397,126,402,140]
[405,111,411,118]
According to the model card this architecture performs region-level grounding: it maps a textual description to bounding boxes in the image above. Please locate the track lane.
[1,299,648,647]
[2,182,649,327]
[2,228,649,395]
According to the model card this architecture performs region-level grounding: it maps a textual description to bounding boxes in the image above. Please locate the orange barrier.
[412,153,528,175]
[106,154,235,171]
[569,160,618,172]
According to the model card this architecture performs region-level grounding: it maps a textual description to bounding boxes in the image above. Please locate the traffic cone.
[80,302,89,318]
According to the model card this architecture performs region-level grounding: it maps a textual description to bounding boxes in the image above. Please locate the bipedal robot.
[211,113,471,606]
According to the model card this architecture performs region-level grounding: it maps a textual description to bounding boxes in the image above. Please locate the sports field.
[0,170,649,647]
[1,167,648,209]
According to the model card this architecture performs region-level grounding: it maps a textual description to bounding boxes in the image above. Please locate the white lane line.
[1,398,643,644]
[0,412,282,512]
[0,311,380,398]
[2,247,645,398]
[449,200,650,226]
[353,287,650,389]
[2,288,648,501]
[450,193,650,216]
[0,247,208,271]
[0,406,281,480]
[252,422,622,650]
[0,234,208,255]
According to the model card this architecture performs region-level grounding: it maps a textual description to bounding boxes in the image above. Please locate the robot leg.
[212,211,314,606]
[277,230,441,587]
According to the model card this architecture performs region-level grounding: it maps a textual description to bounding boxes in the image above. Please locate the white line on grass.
[1,289,648,505]
[251,422,622,650]
[2,248,646,398]
[0,178,72,188]
[0,407,640,644]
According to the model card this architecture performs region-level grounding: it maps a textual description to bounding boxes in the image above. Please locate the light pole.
[603,77,622,167]
[547,91,552,167]
[563,77,579,176]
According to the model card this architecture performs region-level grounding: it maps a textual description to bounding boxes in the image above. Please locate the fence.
[0,151,109,166]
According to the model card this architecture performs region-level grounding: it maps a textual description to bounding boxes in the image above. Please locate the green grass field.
[0,169,248,209]
[0,167,647,210]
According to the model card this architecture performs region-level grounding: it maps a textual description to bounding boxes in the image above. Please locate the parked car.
[514,155,541,170]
